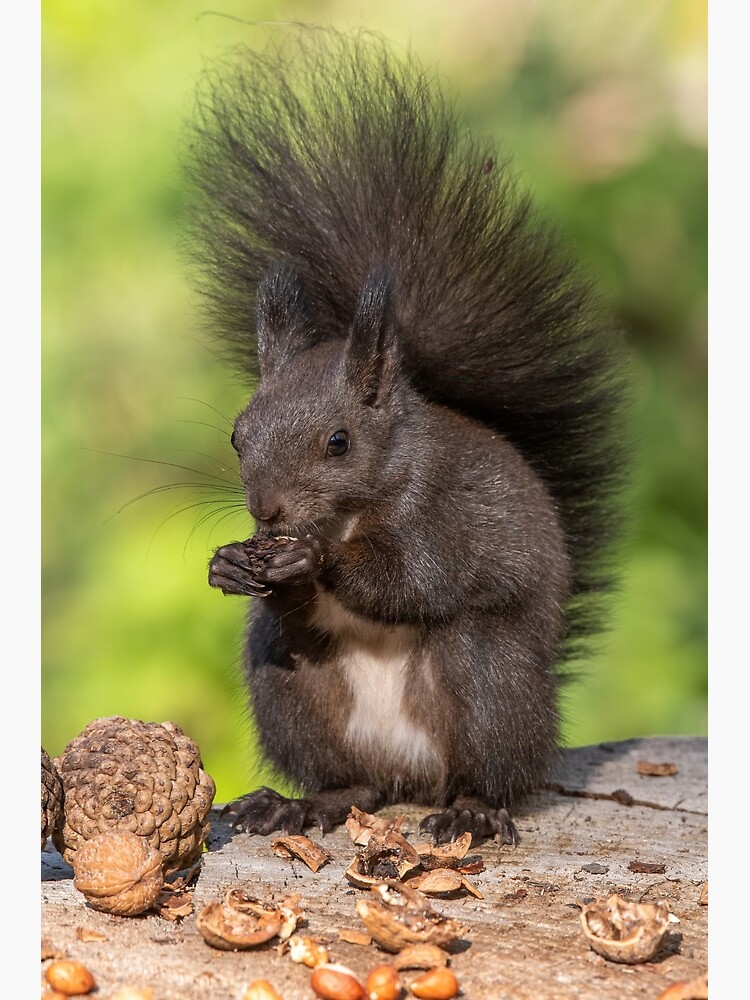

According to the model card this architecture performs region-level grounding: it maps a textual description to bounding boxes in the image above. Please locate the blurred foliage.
[42,0,707,803]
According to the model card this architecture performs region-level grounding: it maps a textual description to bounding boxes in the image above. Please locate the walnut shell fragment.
[72,830,164,916]
[53,716,215,875]
[346,829,421,888]
[337,928,372,946]
[580,894,677,964]
[272,834,333,872]
[392,944,449,971]
[406,867,483,899]
[636,759,678,777]
[415,833,472,866]
[415,834,484,876]
[345,806,406,846]
[42,748,64,850]
[355,882,466,954]
[196,889,302,951]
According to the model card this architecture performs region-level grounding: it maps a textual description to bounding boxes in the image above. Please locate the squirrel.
[183,28,629,844]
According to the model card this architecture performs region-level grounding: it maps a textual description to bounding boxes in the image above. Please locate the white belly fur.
[312,588,439,778]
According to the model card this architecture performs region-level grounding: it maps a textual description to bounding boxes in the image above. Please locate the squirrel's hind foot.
[419,796,519,846]
[223,785,383,836]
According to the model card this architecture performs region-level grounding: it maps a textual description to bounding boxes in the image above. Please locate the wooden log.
[41,736,708,1000]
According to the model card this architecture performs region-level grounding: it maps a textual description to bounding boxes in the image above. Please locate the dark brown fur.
[185,29,629,843]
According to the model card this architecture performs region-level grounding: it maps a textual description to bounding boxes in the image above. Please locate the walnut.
[52,717,215,874]
[72,830,164,916]
[42,748,64,850]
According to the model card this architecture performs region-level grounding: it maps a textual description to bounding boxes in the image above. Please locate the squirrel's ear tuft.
[345,268,400,406]
[255,263,317,377]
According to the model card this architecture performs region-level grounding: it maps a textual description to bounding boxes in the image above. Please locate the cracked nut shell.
[42,747,64,850]
[52,716,215,874]
[355,883,465,954]
[196,890,302,951]
[72,829,164,915]
[580,894,675,964]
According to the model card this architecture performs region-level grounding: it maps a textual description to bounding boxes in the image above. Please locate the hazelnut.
[580,894,676,964]
[45,959,96,995]
[288,934,330,967]
[72,830,164,916]
[110,989,155,1000]
[241,982,284,1000]
[310,963,367,1000]
[409,968,460,999]
[366,964,402,1000]
[53,716,215,875]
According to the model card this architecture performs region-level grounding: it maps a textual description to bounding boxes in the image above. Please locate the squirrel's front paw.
[255,534,324,586]
[208,542,272,597]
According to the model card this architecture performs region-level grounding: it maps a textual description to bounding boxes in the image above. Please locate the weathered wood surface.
[41,736,708,999]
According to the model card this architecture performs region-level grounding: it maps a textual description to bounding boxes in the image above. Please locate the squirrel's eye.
[230,429,239,452]
[326,430,350,457]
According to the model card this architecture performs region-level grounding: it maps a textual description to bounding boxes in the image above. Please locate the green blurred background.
[42,0,707,803]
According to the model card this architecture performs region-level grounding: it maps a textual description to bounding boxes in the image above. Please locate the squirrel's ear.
[345,269,399,407]
[255,263,317,377]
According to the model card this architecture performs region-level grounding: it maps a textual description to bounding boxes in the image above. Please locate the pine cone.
[52,716,216,874]
[41,747,64,850]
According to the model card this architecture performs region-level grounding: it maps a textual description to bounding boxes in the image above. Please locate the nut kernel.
[366,964,402,1000]
[311,963,367,1000]
[242,981,284,1000]
[409,967,459,999]
[288,934,330,968]
[45,959,96,995]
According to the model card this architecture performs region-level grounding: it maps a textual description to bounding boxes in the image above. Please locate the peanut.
[366,964,402,1000]
[311,963,367,1000]
[45,960,96,996]
[409,967,460,999]
[241,981,284,1000]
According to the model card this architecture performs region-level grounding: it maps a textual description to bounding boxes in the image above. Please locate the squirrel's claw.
[419,801,519,847]
[208,544,272,597]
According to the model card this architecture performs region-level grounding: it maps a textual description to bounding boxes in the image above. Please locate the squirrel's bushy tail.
[184,27,630,653]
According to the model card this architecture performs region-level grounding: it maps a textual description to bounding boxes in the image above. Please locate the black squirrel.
[184,29,629,844]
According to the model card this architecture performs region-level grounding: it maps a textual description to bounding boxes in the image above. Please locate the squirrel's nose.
[249,499,283,526]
